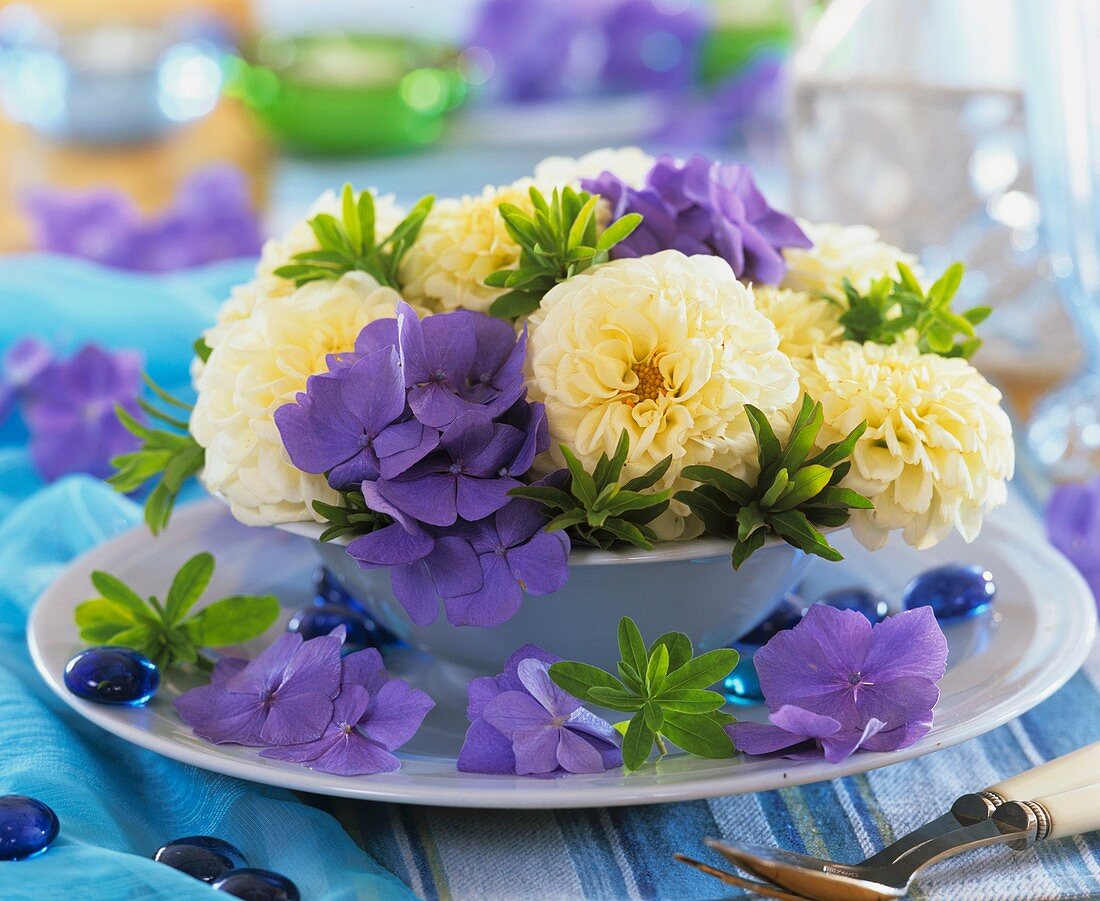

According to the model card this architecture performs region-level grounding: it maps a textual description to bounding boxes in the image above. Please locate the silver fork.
[678,740,1100,899]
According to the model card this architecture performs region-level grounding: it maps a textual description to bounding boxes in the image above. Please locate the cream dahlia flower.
[399,181,536,314]
[526,250,800,539]
[799,340,1014,551]
[753,285,844,361]
[782,221,918,296]
[190,271,404,527]
[533,146,656,190]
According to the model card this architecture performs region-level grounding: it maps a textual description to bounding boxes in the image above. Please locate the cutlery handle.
[989,741,1100,800]
[1036,784,1100,841]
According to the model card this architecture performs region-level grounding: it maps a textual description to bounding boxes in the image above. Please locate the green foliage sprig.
[109,375,204,535]
[312,491,392,542]
[274,184,434,289]
[550,617,737,771]
[676,396,873,569]
[75,553,279,672]
[834,261,991,358]
[485,186,642,319]
[510,430,672,550]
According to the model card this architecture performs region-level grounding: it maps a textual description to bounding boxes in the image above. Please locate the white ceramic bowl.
[278,521,815,675]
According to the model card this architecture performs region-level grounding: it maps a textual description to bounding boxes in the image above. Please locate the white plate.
[28,500,1097,809]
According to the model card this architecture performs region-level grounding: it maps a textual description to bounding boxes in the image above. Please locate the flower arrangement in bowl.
[113,147,1015,681]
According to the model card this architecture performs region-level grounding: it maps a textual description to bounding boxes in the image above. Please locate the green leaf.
[775,464,832,510]
[617,660,644,694]
[587,686,643,712]
[778,396,823,473]
[165,629,198,665]
[744,405,781,469]
[770,510,844,561]
[620,455,672,493]
[660,648,739,692]
[106,624,158,655]
[596,213,643,252]
[645,643,669,693]
[681,465,753,504]
[642,699,664,731]
[562,446,598,507]
[193,337,212,363]
[90,571,153,621]
[650,632,692,673]
[164,552,214,624]
[659,711,734,759]
[75,598,137,631]
[655,689,727,714]
[186,594,280,647]
[622,713,655,771]
[548,661,625,703]
[731,527,768,570]
[488,290,541,319]
[617,617,649,680]
[808,421,867,469]
[758,469,789,509]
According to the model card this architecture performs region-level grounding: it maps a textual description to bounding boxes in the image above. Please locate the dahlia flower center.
[628,361,667,405]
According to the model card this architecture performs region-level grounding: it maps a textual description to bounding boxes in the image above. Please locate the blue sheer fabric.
[0,256,413,900]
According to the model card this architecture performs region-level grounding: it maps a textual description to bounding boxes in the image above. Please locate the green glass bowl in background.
[224,33,468,156]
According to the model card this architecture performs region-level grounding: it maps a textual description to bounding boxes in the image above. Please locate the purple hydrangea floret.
[582,153,811,284]
[276,302,566,630]
[457,644,622,776]
[23,165,263,271]
[1046,478,1100,607]
[175,633,434,777]
[2,341,146,481]
[728,605,948,763]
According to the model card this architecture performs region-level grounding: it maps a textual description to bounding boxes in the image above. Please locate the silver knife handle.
[986,740,1100,801]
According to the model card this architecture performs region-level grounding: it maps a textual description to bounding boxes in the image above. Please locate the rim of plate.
[27,500,1098,809]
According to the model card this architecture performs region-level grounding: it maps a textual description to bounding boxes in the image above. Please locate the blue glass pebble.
[288,603,393,652]
[903,564,995,621]
[736,595,804,647]
[810,586,889,623]
[0,795,59,861]
[154,836,249,884]
[63,646,159,706]
[313,567,366,613]
[213,868,301,901]
[723,645,764,704]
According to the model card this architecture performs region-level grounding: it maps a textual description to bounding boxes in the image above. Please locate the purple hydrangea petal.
[862,606,949,683]
[463,423,525,477]
[455,474,521,522]
[850,676,940,735]
[556,726,607,774]
[583,154,809,284]
[515,658,579,718]
[565,706,623,747]
[728,720,812,756]
[187,691,269,746]
[507,530,570,596]
[258,690,335,746]
[346,521,434,567]
[753,605,873,713]
[457,717,516,774]
[279,630,343,700]
[226,632,302,695]
[310,733,402,776]
[859,719,933,753]
[511,725,561,775]
[359,677,435,751]
[389,561,443,626]
[275,378,365,476]
[443,552,524,627]
[482,690,552,737]
[375,473,458,527]
[821,718,888,764]
[427,535,484,598]
[374,420,440,480]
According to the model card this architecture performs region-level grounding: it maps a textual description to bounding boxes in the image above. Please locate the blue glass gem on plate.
[903,564,996,621]
[312,567,367,614]
[63,646,159,705]
[736,594,804,647]
[154,836,248,884]
[723,647,764,704]
[212,867,300,901]
[0,795,60,861]
[808,586,889,623]
[287,603,395,653]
